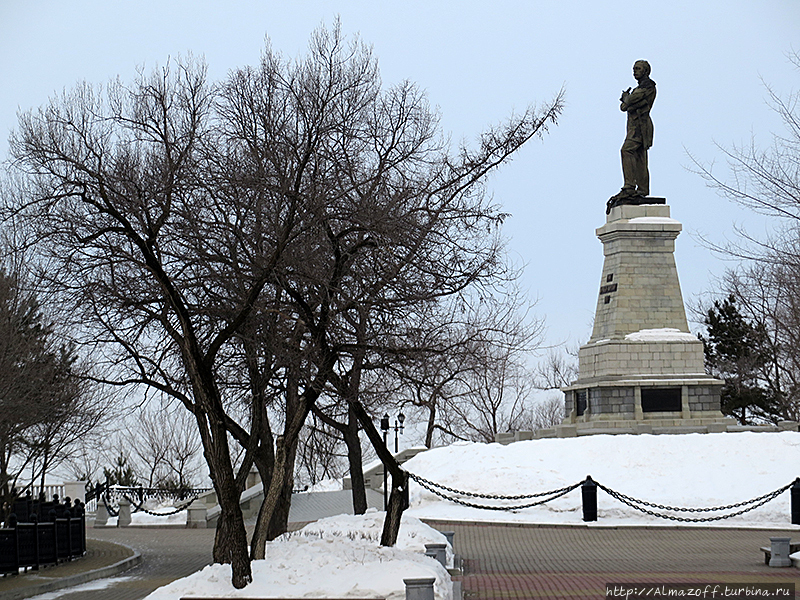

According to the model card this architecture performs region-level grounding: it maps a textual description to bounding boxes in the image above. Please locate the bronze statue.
[608,60,656,210]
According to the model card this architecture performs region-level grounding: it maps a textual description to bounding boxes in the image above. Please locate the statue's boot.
[609,187,636,202]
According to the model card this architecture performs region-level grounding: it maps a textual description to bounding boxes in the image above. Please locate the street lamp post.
[380,412,405,510]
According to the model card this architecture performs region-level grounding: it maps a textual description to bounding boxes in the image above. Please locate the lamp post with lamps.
[380,412,405,509]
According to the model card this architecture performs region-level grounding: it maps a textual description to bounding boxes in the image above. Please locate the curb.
[420,518,800,531]
[0,546,142,600]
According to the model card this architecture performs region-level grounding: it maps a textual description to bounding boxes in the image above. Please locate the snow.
[143,511,451,600]
[27,577,136,599]
[628,216,680,225]
[105,498,190,526]
[625,328,699,342]
[306,477,344,492]
[145,432,800,599]
[106,509,188,527]
[403,432,800,527]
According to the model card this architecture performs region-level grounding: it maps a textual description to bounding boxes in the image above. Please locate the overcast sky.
[1,0,798,353]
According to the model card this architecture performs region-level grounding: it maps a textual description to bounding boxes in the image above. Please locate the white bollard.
[769,537,792,567]
[404,577,435,600]
[94,502,109,527]
[118,498,132,527]
[186,500,208,528]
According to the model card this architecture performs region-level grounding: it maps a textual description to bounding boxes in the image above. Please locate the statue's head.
[633,60,651,79]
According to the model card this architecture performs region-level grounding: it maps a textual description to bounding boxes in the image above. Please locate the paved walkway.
[0,527,215,600]
[0,538,136,600]
[1,523,798,599]
[426,521,800,599]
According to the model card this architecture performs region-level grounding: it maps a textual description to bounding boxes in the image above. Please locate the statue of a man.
[610,60,656,204]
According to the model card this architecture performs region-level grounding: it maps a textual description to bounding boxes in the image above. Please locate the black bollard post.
[582,476,598,522]
[791,478,800,526]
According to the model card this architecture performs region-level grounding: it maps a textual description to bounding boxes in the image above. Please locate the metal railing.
[0,510,86,575]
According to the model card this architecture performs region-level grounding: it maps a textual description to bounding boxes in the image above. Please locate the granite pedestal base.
[560,202,730,435]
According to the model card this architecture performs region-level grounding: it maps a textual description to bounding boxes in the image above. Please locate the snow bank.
[143,512,452,600]
[403,432,800,527]
[625,328,699,342]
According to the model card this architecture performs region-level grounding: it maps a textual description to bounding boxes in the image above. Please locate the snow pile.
[143,512,452,600]
[403,432,800,527]
[297,509,454,567]
[625,328,699,342]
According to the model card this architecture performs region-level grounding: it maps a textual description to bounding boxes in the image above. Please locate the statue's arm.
[621,86,654,112]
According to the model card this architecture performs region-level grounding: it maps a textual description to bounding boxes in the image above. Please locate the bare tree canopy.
[3,22,562,587]
[693,51,800,424]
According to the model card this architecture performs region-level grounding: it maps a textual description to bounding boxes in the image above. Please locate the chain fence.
[407,470,799,523]
[120,493,199,516]
[101,493,119,517]
[101,491,199,518]
[595,480,795,523]
[407,471,582,511]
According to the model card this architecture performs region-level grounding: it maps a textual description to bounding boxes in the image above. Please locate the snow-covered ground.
[143,431,800,599]
[143,512,452,600]
[403,431,800,528]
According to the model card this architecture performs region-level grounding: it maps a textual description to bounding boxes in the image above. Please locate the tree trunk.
[213,487,251,589]
[424,401,436,449]
[267,433,299,540]
[246,438,274,549]
[344,407,367,514]
[347,399,406,546]
[208,437,252,588]
[211,500,250,586]
[380,471,408,546]
[250,435,292,559]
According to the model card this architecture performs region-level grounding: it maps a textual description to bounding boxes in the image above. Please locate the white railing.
[15,483,65,501]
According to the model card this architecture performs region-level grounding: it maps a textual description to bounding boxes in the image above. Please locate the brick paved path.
[5,523,799,599]
[425,521,800,599]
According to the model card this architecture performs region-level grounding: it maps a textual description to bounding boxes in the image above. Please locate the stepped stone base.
[491,202,800,445]
[558,202,731,435]
[494,419,799,444]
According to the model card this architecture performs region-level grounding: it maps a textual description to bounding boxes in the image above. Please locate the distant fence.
[89,483,212,513]
[10,484,65,502]
[0,500,86,575]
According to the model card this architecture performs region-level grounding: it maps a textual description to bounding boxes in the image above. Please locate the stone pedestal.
[562,203,730,435]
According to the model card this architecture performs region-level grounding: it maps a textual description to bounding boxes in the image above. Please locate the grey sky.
[1,0,798,350]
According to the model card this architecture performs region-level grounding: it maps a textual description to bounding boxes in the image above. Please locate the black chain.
[409,472,582,511]
[101,494,119,517]
[121,494,198,516]
[408,471,580,500]
[596,481,793,514]
[597,481,792,523]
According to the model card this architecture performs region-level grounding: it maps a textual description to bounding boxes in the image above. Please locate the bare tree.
[126,401,202,490]
[217,23,562,548]
[5,21,562,580]
[7,59,255,587]
[692,51,800,422]
[530,393,565,430]
[536,346,579,390]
